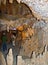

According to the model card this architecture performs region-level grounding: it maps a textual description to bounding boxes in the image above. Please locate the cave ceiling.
[0,0,48,21]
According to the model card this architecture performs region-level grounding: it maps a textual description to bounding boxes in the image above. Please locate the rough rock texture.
[0,15,35,31]
[0,0,48,20]
[0,17,48,57]
[17,45,48,65]
[19,0,48,20]
[0,0,48,60]
[19,20,48,57]
[0,51,6,65]
[7,48,13,65]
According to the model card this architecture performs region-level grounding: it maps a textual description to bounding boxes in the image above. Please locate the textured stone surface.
[0,51,6,65]
[19,20,48,57]
[0,0,48,20]
[16,0,48,20]
[17,45,48,65]
[0,0,48,64]
[0,18,48,57]
[7,48,13,65]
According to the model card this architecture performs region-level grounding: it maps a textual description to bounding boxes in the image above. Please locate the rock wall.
[19,20,48,57]
[17,45,48,65]
[20,0,48,20]
[0,17,48,57]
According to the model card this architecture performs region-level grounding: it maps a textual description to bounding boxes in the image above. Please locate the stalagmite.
[45,45,47,52]
[0,51,6,65]
[7,48,13,65]
[33,52,36,59]
[17,56,23,65]
[7,25,10,32]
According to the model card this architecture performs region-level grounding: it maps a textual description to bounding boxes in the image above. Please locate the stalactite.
[2,0,6,5]
[9,0,13,3]
[17,0,21,3]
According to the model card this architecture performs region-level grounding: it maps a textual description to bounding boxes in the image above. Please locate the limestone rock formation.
[17,45,48,65]
[0,0,48,20]
[19,0,48,20]
[9,0,13,3]
[0,17,48,57]
[7,48,13,65]
[0,51,6,65]
[0,0,48,58]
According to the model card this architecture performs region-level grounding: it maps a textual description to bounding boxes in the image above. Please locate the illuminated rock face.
[19,0,48,20]
[7,48,13,65]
